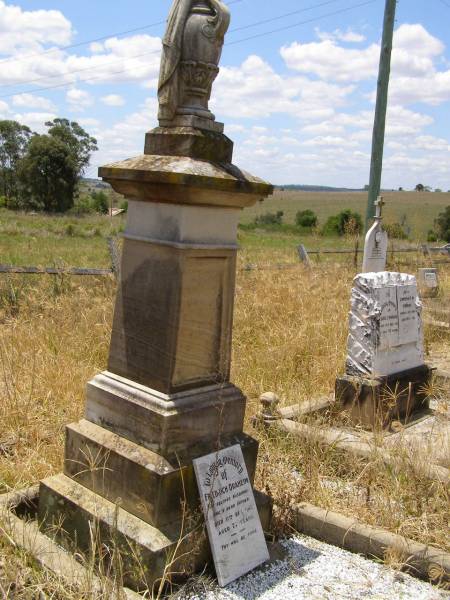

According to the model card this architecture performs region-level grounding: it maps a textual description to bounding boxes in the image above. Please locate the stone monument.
[417,267,439,298]
[336,272,432,429]
[36,0,273,591]
[362,197,388,273]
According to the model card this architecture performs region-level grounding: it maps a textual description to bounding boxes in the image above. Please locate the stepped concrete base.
[336,365,432,429]
[38,474,272,592]
[64,419,259,534]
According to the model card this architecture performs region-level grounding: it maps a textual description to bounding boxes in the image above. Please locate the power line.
[230,0,346,33]
[1,0,347,91]
[226,0,377,47]
[0,0,376,101]
[0,0,244,68]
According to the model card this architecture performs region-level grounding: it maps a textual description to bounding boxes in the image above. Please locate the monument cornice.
[99,154,273,208]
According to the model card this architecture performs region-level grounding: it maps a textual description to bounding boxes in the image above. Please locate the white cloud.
[65,35,161,86]
[281,23,450,107]
[0,0,72,54]
[13,111,57,133]
[66,88,93,111]
[101,94,125,107]
[212,55,354,121]
[0,100,9,117]
[281,39,379,82]
[91,97,158,168]
[316,28,366,43]
[12,93,55,111]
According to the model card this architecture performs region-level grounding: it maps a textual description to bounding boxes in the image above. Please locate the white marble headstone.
[346,272,424,377]
[193,444,269,587]
[362,220,388,273]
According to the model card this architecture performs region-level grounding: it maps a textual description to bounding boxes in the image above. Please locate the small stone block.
[38,473,205,592]
[64,419,259,532]
[144,127,233,164]
[335,364,432,429]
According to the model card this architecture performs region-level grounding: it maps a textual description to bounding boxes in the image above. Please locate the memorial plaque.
[424,272,438,287]
[193,444,269,587]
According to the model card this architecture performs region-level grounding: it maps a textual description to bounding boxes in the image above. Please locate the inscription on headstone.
[193,444,269,587]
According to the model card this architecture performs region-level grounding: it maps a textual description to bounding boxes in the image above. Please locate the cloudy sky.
[0,0,449,190]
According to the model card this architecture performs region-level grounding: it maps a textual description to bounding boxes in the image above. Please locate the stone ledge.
[85,372,247,458]
[99,154,273,208]
[0,486,141,599]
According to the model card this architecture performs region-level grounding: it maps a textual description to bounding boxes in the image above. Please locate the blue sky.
[0,0,449,189]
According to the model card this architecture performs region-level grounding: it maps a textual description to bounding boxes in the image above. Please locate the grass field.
[243,190,450,240]
[0,208,449,597]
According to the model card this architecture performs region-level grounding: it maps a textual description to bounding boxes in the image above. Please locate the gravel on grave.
[181,535,448,600]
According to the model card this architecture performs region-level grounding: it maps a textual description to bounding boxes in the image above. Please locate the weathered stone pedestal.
[37,127,273,591]
[336,365,431,429]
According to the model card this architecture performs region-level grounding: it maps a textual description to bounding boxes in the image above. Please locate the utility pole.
[365,0,397,232]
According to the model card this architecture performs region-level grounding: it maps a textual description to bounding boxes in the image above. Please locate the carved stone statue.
[158,0,230,128]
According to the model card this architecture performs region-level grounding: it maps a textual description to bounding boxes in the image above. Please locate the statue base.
[159,114,224,133]
[145,126,233,164]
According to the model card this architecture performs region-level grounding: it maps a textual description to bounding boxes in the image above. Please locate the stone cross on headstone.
[362,196,388,273]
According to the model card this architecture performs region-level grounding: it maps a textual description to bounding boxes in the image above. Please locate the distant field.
[241,190,450,240]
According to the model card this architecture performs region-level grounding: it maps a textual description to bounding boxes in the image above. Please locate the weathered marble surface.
[362,220,388,273]
[346,272,424,377]
[193,444,269,587]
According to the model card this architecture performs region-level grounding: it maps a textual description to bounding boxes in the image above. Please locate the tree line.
[0,118,98,212]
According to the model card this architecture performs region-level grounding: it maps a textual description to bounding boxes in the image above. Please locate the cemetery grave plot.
[0,231,449,596]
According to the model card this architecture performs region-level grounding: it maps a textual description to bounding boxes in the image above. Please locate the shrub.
[65,224,76,237]
[295,209,317,228]
[0,196,6,208]
[322,209,362,236]
[90,191,109,214]
[254,210,284,226]
[120,199,128,213]
[70,195,94,215]
[427,230,438,243]
[434,206,450,242]
[384,222,408,240]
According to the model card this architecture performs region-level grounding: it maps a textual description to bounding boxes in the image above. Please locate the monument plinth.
[36,0,273,591]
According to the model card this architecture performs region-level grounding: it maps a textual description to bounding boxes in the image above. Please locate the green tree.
[18,135,78,212]
[295,209,318,228]
[0,120,33,203]
[45,118,98,177]
[435,206,450,242]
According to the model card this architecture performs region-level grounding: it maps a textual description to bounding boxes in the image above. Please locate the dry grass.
[0,242,448,597]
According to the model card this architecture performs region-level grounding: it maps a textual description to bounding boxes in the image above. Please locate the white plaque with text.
[193,444,269,587]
